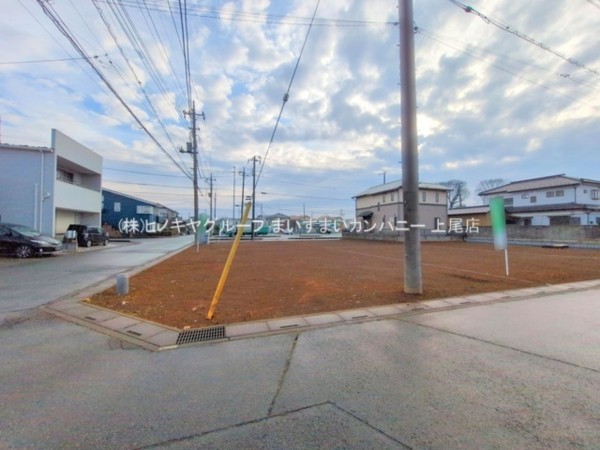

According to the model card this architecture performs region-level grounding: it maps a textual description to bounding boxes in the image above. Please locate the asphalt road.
[1,237,598,449]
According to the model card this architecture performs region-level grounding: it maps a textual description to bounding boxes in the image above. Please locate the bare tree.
[440,180,470,209]
[476,178,509,203]
[476,178,508,193]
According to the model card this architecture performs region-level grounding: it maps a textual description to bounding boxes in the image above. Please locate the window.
[435,192,440,203]
[421,191,426,202]
[530,196,537,204]
[592,189,599,200]
[521,194,529,199]
[137,205,154,214]
[114,202,121,212]
[57,169,74,184]
[504,197,514,206]
[391,192,395,202]
[546,191,555,198]
[555,190,564,197]
[382,194,386,203]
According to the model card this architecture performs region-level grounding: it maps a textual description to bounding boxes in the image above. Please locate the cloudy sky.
[1,0,599,219]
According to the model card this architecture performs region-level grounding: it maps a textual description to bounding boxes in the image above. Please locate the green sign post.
[489,196,509,275]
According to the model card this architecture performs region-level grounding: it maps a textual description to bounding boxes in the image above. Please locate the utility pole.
[239,167,246,220]
[399,0,422,294]
[248,155,261,240]
[207,173,215,221]
[182,100,204,248]
[232,166,236,221]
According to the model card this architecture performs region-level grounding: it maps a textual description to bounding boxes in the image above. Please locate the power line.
[415,26,599,111]
[448,0,600,78]
[95,0,397,27]
[0,55,106,65]
[585,0,600,10]
[35,0,193,180]
[255,0,321,188]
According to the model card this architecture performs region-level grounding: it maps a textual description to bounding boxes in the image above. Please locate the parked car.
[0,223,63,258]
[64,224,109,247]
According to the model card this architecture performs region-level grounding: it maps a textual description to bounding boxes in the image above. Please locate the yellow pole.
[206,202,252,320]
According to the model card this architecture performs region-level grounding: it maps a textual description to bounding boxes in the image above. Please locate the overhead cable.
[448,0,599,77]
[36,0,193,180]
[255,0,321,189]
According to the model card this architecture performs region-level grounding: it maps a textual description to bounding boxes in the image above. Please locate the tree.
[440,180,470,209]
[475,178,509,204]
[476,178,508,194]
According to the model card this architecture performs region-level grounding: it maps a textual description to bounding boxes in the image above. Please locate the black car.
[64,224,109,247]
[0,223,63,258]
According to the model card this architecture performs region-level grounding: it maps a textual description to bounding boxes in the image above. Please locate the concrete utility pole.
[207,173,215,221]
[239,167,247,220]
[182,101,204,248]
[232,166,236,221]
[249,155,261,240]
[399,0,422,294]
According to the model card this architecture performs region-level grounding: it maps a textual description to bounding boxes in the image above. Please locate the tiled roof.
[479,174,600,196]
[354,180,450,198]
[506,203,600,214]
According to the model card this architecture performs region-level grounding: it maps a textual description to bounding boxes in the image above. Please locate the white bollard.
[116,274,129,295]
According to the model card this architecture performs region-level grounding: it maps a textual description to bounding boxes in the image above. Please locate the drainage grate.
[176,326,226,345]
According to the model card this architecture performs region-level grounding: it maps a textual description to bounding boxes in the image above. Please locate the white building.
[0,129,102,237]
[478,174,600,226]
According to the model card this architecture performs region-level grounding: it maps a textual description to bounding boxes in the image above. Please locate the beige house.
[353,180,449,232]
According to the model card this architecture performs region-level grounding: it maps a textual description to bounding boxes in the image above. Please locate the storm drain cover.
[176,326,226,345]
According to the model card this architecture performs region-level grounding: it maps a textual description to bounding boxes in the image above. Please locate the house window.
[391,192,395,202]
[435,192,440,203]
[555,190,564,197]
[382,194,386,203]
[114,202,121,212]
[591,189,599,200]
[521,194,529,199]
[504,197,514,206]
[546,191,555,198]
[530,196,537,204]
[421,191,426,202]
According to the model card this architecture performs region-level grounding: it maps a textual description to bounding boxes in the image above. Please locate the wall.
[475,225,600,242]
[0,145,55,234]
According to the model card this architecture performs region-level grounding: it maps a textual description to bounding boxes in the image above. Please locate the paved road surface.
[1,237,598,449]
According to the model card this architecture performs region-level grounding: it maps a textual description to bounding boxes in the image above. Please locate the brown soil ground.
[87,239,600,329]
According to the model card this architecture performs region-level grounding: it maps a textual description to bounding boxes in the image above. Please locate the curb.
[41,278,600,352]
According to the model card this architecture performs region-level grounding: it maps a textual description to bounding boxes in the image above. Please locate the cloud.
[1,0,598,216]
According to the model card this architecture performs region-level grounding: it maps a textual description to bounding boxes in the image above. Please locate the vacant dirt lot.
[88,239,600,329]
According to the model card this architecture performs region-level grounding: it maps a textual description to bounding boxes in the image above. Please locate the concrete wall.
[475,225,600,242]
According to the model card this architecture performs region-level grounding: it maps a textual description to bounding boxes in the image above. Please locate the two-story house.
[478,174,600,226]
[354,180,449,231]
[0,129,102,237]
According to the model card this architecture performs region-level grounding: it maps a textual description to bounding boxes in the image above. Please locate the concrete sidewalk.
[1,281,599,449]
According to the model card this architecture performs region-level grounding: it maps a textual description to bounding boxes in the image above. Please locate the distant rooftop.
[354,180,450,198]
[479,174,600,196]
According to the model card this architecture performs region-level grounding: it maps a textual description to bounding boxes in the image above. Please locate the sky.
[1,0,599,220]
